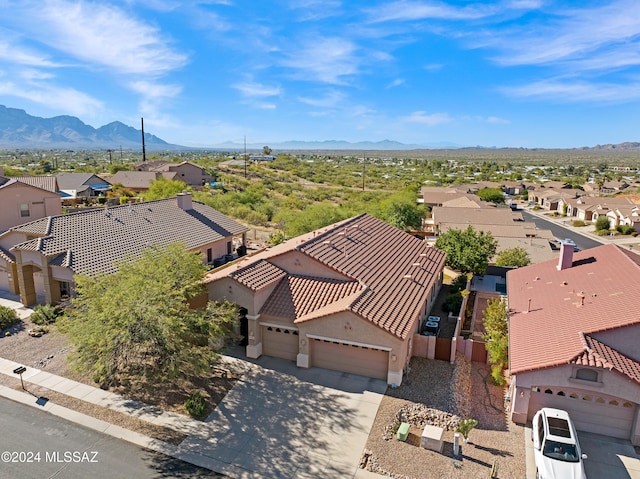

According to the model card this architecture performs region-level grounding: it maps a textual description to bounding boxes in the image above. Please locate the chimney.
[557,239,574,271]
[177,190,192,210]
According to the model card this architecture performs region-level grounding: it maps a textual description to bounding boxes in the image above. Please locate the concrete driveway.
[180,353,387,479]
[525,427,640,479]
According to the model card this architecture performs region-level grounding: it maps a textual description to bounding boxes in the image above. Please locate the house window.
[227,241,232,255]
[60,281,70,297]
[575,368,598,382]
[207,248,212,263]
[20,203,30,217]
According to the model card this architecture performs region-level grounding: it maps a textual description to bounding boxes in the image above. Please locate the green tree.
[262,146,272,156]
[482,297,509,385]
[143,177,189,201]
[435,226,497,275]
[59,243,238,387]
[477,187,505,204]
[283,202,349,237]
[594,215,610,232]
[495,247,530,268]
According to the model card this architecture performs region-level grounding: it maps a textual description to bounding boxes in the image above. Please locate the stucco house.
[0,177,62,233]
[0,192,248,305]
[507,242,640,445]
[135,160,212,186]
[109,170,179,193]
[205,213,446,385]
[56,173,112,200]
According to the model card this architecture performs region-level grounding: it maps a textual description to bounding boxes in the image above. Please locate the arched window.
[544,389,553,394]
[557,391,565,396]
[576,368,598,382]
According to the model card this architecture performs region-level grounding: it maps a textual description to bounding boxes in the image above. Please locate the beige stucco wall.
[591,325,640,362]
[510,364,639,425]
[0,184,61,232]
[168,164,204,186]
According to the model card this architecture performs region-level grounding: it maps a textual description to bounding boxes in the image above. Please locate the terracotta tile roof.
[8,197,248,277]
[207,213,446,339]
[229,259,287,291]
[260,275,363,320]
[571,333,640,384]
[508,244,640,375]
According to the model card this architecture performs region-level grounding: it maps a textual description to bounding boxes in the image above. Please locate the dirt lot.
[362,356,525,479]
[0,315,239,430]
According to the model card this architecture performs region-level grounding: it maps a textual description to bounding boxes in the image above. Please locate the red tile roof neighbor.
[571,333,640,384]
[508,244,640,375]
[206,213,447,339]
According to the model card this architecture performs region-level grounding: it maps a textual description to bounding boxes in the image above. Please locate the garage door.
[262,326,299,361]
[527,386,635,440]
[311,339,388,380]
[0,270,9,292]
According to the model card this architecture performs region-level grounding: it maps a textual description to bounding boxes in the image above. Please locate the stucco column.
[246,314,262,359]
[632,407,640,446]
[510,383,531,424]
[8,263,19,295]
[41,265,57,305]
[297,332,309,368]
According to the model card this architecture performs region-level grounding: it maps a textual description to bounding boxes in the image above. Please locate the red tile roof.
[260,275,363,320]
[571,333,640,384]
[206,213,447,339]
[230,259,287,291]
[508,244,640,375]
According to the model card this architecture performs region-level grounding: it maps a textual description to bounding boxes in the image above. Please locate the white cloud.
[487,116,510,124]
[403,110,452,125]
[232,82,281,98]
[128,81,182,99]
[386,78,405,88]
[281,37,360,84]
[4,1,188,76]
[297,90,345,107]
[366,0,498,23]
[257,103,277,110]
[0,40,60,68]
[0,80,103,117]
[501,78,640,103]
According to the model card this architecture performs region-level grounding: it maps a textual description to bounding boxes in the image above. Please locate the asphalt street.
[520,210,603,251]
[0,397,222,479]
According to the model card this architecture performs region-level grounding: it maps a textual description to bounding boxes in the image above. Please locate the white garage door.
[262,326,299,361]
[527,386,635,440]
[311,339,388,380]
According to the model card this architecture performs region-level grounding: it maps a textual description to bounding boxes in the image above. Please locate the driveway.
[525,427,640,479]
[180,352,387,479]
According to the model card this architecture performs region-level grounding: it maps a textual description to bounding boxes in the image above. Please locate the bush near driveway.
[0,305,19,331]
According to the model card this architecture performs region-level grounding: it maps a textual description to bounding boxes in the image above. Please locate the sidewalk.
[0,353,388,479]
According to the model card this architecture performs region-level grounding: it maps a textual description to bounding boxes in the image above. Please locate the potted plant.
[456,418,478,444]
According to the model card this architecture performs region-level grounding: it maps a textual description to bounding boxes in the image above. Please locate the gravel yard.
[362,356,525,479]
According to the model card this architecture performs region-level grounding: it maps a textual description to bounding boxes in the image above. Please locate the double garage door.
[527,386,636,440]
[311,339,388,380]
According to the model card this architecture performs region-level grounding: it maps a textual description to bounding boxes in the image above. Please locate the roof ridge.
[296,213,369,250]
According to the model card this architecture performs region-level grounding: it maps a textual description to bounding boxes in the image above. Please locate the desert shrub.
[442,292,463,314]
[30,304,60,325]
[450,274,469,294]
[0,305,19,330]
[185,391,208,418]
[572,220,586,227]
[616,224,635,235]
[596,229,612,236]
[594,216,610,231]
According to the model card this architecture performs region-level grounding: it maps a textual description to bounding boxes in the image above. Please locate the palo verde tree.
[482,297,509,385]
[435,226,497,275]
[60,243,238,387]
[495,247,530,268]
[143,177,189,201]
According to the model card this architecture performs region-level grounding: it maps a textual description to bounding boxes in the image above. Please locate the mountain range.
[1,105,638,152]
[0,105,175,150]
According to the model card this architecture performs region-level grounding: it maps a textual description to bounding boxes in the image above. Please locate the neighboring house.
[601,180,629,194]
[430,206,557,264]
[110,170,178,193]
[204,213,447,385]
[0,192,248,305]
[0,177,61,233]
[56,173,111,199]
[421,191,484,208]
[14,175,59,193]
[134,160,212,186]
[507,243,640,445]
[502,181,526,195]
[605,206,640,232]
[568,196,635,222]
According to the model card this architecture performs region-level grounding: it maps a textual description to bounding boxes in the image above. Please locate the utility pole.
[141,117,147,162]
[107,149,113,164]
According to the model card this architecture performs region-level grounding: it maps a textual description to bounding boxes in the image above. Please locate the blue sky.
[0,0,638,148]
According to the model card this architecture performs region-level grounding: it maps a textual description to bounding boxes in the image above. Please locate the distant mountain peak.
[0,105,178,150]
